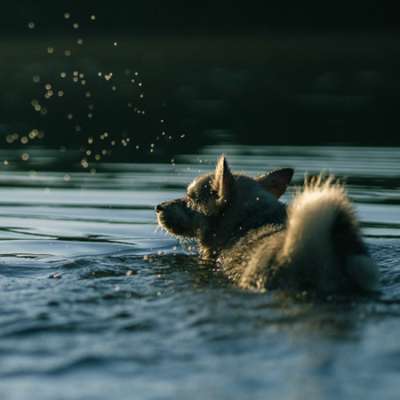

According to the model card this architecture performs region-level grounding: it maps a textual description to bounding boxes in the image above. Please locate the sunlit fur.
[231,176,379,292]
[156,157,379,293]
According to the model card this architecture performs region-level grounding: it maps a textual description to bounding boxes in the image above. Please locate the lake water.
[0,144,399,400]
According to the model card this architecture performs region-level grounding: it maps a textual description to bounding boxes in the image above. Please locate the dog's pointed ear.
[256,168,294,198]
[212,155,234,205]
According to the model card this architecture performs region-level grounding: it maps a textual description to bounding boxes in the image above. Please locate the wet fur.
[156,157,379,293]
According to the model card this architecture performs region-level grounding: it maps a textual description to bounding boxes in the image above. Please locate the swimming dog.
[156,155,379,293]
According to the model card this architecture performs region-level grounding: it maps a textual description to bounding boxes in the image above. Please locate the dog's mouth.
[156,210,189,236]
[156,209,174,233]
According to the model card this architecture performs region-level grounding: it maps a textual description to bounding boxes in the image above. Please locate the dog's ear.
[212,155,234,205]
[256,168,294,198]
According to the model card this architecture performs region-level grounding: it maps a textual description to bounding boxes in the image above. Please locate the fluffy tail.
[281,176,379,292]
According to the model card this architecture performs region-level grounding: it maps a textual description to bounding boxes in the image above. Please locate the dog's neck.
[199,200,288,259]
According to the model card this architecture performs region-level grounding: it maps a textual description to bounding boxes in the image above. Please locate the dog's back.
[219,176,379,293]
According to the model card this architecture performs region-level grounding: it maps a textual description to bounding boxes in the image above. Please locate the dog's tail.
[281,176,379,292]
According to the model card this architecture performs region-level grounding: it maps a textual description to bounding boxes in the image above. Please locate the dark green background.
[0,2,399,165]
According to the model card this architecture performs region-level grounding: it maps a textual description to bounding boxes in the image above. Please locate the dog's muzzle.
[155,198,186,214]
[155,203,165,213]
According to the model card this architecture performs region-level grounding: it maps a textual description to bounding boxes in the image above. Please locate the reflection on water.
[0,145,399,400]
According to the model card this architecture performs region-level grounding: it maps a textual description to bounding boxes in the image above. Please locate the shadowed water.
[0,145,399,400]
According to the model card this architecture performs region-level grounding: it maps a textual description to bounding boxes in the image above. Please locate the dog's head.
[156,155,293,248]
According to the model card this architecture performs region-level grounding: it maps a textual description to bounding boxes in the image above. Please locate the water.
[0,145,399,400]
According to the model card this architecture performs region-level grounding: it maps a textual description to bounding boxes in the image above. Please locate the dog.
[156,155,379,293]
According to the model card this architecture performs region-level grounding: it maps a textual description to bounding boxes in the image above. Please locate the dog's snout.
[156,203,165,213]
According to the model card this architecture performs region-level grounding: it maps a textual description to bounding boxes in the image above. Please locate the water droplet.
[6,133,18,144]
[33,75,40,83]
[67,113,73,120]
[64,50,72,57]
[77,38,84,45]
[113,42,118,46]
[81,159,89,169]
[64,12,71,19]
[47,47,54,54]
[29,129,39,139]
[21,153,30,161]
[60,72,67,78]
[28,22,35,29]
[90,15,96,21]
[73,23,79,29]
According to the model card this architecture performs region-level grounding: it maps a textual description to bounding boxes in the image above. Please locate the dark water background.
[1,32,400,162]
[0,145,399,400]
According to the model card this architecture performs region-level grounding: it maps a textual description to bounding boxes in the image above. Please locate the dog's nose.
[156,204,164,213]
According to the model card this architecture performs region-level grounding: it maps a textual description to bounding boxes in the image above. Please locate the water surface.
[0,145,399,400]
